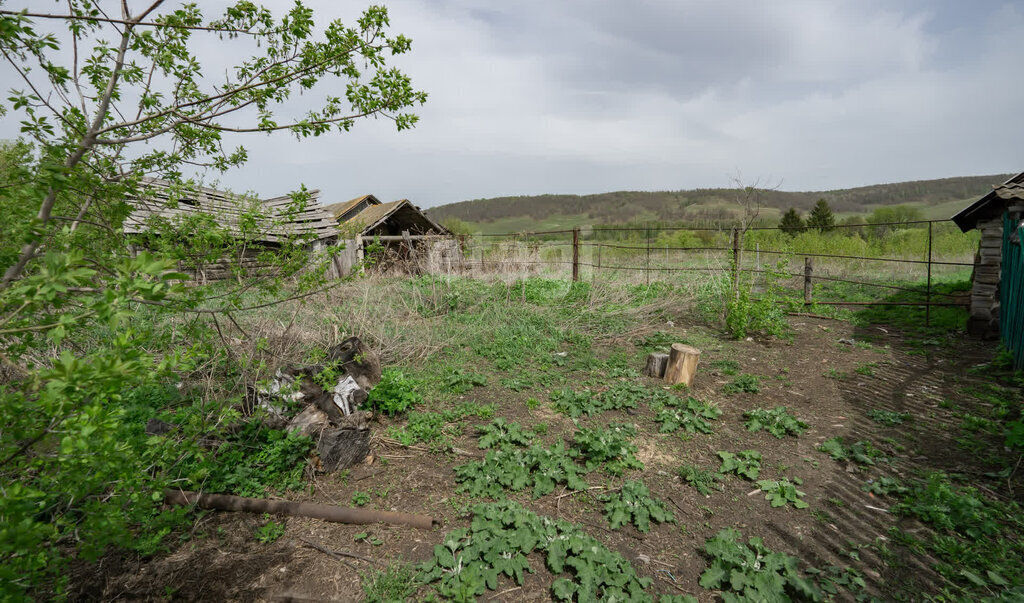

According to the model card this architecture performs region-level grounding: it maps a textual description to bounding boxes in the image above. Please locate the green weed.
[710,359,740,376]
[475,418,536,449]
[722,374,761,394]
[454,440,588,499]
[651,396,722,434]
[387,403,495,451]
[817,437,889,467]
[743,406,808,438]
[867,409,912,425]
[717,450,762,480]
[757,478,809,509]
[443,368,488,394]
[862,476,908,497]
[362,563,419,603]
[678,464,723,496]
[600,481,675,533]
[500,377,532,392]
[570,424,643,476]
[854,362,878,376]
[254,516,285,544]
[824,368,848,380]
[364,369,422,416]
[419,500,661,601]
[698,528,819,600]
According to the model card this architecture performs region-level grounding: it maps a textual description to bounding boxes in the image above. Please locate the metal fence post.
[572,227,580,282]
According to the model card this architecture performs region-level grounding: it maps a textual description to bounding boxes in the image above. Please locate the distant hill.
[426,174,1013,233]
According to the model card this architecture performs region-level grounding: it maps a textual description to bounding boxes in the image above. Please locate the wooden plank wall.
[969,200,1024,337]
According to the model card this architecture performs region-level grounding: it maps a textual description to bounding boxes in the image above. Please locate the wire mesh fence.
[363,219,976,323]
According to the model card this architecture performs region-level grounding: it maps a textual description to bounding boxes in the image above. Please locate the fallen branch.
[377,436,477,457]
[164,489,436,529]
[301,539,356,570]
[299,537,378,565]
[555,486,607,500]
[787,312,845,320]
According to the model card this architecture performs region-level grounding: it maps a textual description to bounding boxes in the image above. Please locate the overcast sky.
[6,1,1024,208]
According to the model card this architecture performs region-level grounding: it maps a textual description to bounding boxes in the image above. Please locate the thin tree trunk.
[1,23,133,289]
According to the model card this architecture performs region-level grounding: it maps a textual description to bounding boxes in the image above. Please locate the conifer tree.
[779,208,806,236]
[807,199,836,233]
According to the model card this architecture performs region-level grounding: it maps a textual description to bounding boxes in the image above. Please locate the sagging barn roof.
[324,194,382,223]
[952,172,1024,232]
[332,195,449,237]
[124,179,339,243]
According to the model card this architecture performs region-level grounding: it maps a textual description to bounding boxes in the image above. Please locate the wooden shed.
[952,173,1024,356]
[124,179,341,281]
[326,195,449,238]
[323,194,456,276]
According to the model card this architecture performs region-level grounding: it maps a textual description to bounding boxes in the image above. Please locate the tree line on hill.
[780,199,929,238]
[427,174,1011,227]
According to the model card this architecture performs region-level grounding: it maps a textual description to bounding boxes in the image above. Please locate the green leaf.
[699,564,727,588]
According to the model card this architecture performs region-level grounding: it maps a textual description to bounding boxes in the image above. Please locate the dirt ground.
[70,315,1019,602]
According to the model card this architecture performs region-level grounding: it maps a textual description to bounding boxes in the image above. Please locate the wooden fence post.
[804,257,813,305]
[731,228,741,300]
[926,221,933,326]
[572,227,580,282]
[645,226,651,286]
[355,235,364,275]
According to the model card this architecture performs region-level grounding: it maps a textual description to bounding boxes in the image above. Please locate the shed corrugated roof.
[124,179,339,243]
[995,183,1024,201]
[952,172,1024,232]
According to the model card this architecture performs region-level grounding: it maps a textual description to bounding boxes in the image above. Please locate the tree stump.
[316,411,371,472]
[644,353,669,378]
[664,344,701,387]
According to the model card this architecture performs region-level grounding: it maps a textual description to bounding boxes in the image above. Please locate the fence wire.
[391,219,975,318]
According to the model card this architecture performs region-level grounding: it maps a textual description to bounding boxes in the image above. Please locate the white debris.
[332,375,362,416]
[257,370,304,420]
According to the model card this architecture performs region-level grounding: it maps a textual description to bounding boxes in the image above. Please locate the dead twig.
[1009,455,1022,496]
[377,436,477,457]
[488,586,522,600]
[555,486,607,500]
[788,312,845,320]
[299,538,378,565]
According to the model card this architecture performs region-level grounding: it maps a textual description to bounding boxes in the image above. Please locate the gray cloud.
[2,1,1022,208]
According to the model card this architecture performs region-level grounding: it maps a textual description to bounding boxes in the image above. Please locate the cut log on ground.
[664,343,701,387]
[164,489,436,529]
[644,353,669,378]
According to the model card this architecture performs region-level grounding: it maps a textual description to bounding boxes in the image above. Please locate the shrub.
[365,369,422,415]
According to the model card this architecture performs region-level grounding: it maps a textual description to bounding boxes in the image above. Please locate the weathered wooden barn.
[326,195,449,237]
[952,173,1024,365]
[324,194,457,276]
[124,179,342,281]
